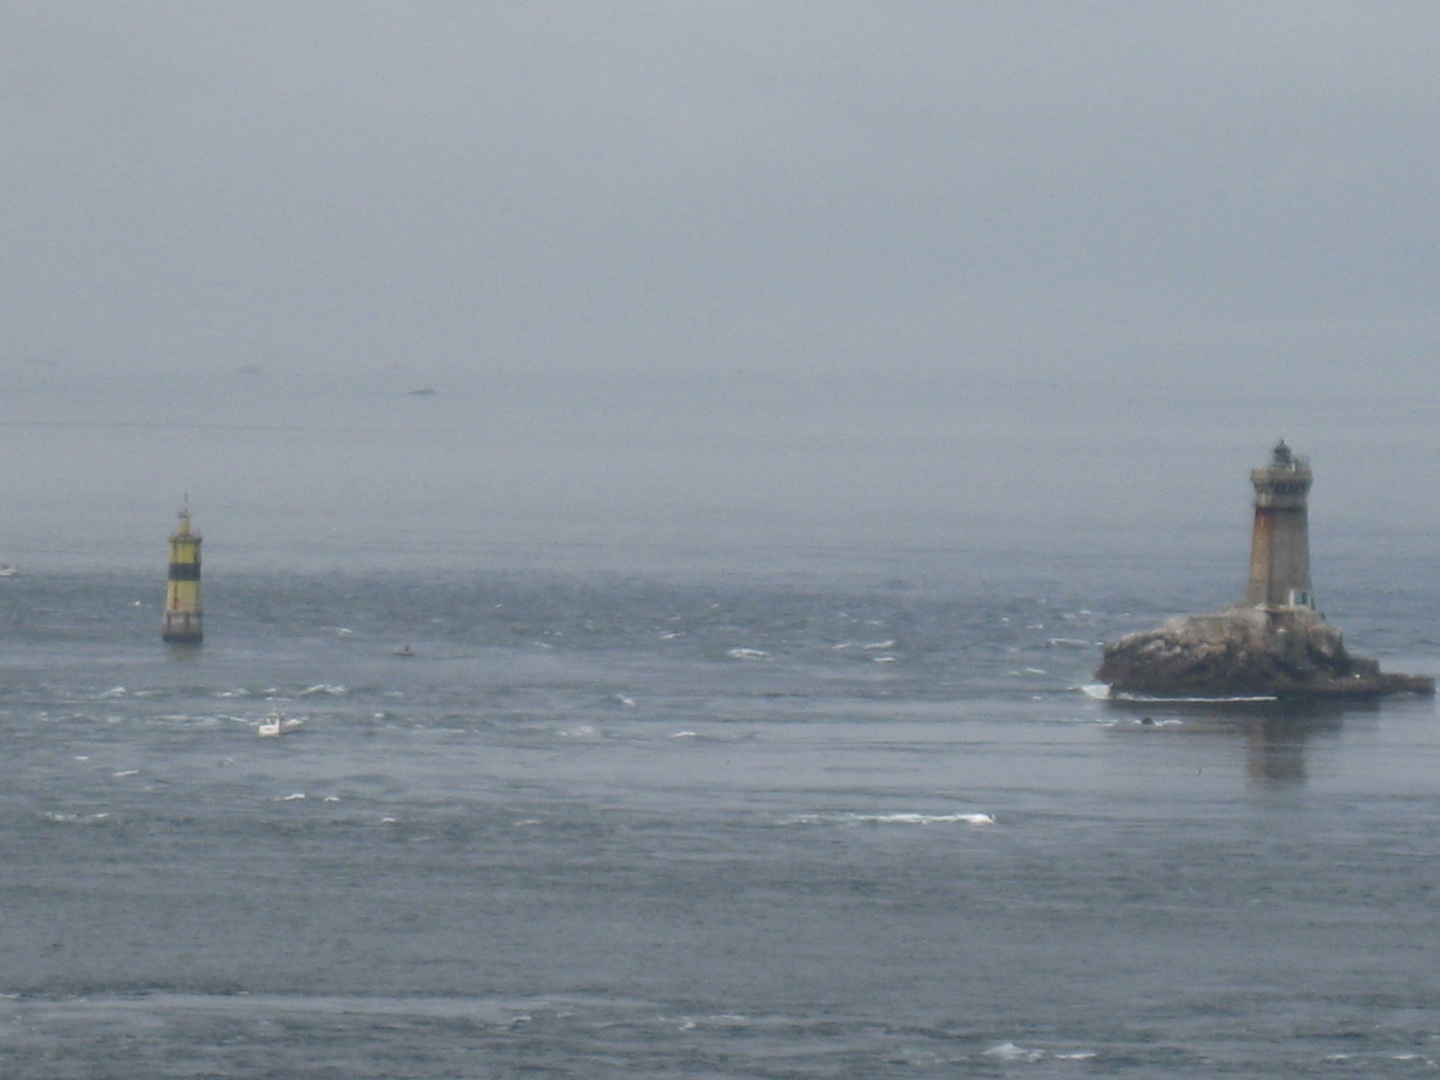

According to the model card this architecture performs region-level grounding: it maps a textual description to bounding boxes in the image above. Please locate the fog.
[2,4,1436,572]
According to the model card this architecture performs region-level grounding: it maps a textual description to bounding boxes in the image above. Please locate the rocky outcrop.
[1096,606,1434,699]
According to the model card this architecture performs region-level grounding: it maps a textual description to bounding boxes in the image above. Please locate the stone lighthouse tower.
[1095,440,1433,698]
[162,503,203,643]
[1245,440,1314,609]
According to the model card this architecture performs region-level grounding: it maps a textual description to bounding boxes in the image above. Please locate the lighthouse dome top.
[1262,439,1309,474]
[169,504,202,544]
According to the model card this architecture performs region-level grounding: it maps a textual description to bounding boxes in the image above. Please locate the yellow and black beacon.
[162,500,203,644]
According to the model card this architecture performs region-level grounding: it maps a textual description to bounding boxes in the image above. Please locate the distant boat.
[394,644,415,657]
[258,712,303,737]
[0,565,18,577]
[407,388,436,396]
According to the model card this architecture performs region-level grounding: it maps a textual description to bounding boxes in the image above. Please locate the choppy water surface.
[1,568,1437,1078]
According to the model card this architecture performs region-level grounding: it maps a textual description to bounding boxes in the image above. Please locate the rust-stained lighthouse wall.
[1246,441,1313,609]
[163,506,203,643]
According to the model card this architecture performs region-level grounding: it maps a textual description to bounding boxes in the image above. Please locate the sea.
[0,373,1437,1077]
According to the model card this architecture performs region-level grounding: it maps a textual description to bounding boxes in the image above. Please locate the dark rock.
[1096,606,1434,699]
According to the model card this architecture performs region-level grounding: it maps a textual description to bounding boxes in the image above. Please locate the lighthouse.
[1245,440,1314,609]
[1096,440,1433,698]
[162,504,203,643]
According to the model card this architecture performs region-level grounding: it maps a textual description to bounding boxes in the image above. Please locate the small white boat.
[0,564,18,578]
[258,713,303,737]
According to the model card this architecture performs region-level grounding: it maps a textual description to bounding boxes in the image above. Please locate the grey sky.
[1,3,1437,574]
[4,2,1438,394]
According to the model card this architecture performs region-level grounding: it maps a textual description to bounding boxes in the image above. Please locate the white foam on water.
[872,655,896,663]
[278,792,306,801]
[862,639,896,650]
[558,724,597,738]
[1081,683,1112,700]
[215,689,251,698]
[858,812,995,826]
[12,992,581,1027]
[726,647,769,660]
[111,770,139,778]
[670,730,698,738]
[299,684,347,696]
[1112,691,1279,703]
[42,812,110,824]
[160,713,225,726]
[99,687,126,698]
[984,1041,1043,1062]
[1055,1051,1096,1060]
[781,811,995,827]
